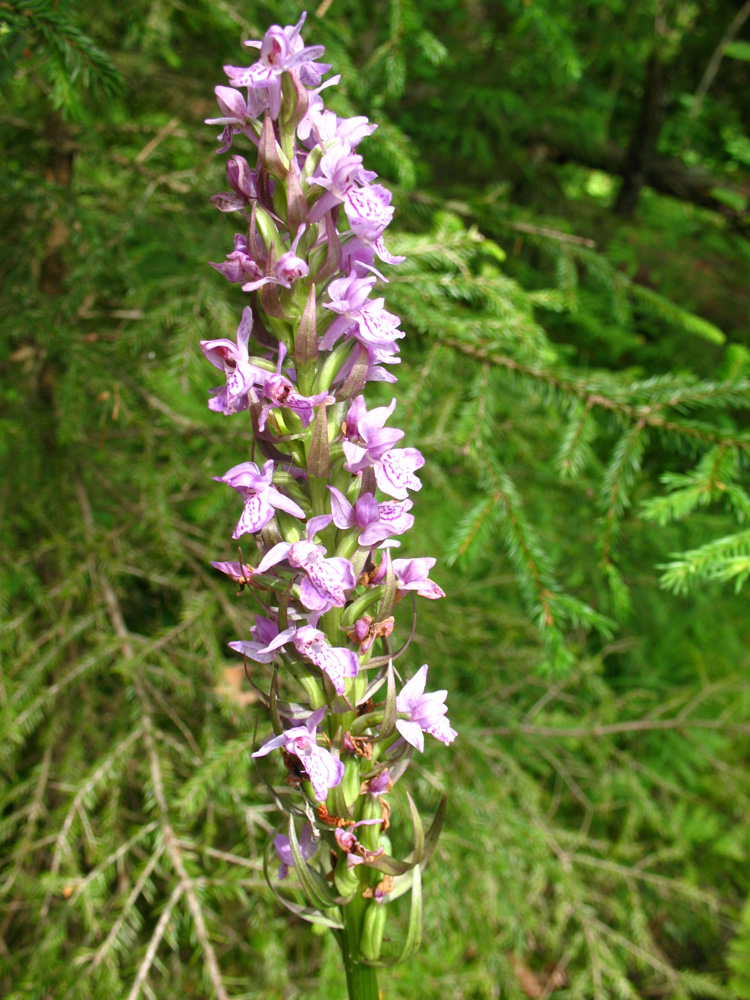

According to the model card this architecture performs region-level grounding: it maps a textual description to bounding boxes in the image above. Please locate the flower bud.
[259,112,289,180]
[227,155,257,199]
[215,85,247,119]
[333,851,359,898]
[341,756,360,810]
[360,901,387,962]
[357,794,383,852]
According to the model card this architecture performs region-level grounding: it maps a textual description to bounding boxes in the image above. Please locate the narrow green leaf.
[287,815,338,910]
[421,795,447,870]
[366,865,423,967]
[407,792,425,864]
[380,660,397,740]
[364,852,412,876]
[263,833,343,929]
[376,550,396,622]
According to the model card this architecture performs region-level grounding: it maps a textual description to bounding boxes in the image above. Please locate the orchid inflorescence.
[201,11,455,980]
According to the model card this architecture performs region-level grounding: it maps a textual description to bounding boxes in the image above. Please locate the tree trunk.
[528,135,749,230]
[615,50,666,216]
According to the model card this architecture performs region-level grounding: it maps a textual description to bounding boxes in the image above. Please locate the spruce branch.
[124,883,184,1000]
[74,477,231,1000]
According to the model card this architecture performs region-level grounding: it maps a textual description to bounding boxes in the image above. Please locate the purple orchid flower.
[373,555,445,600]
[228,615,282,664]
[225,13,330,119]
[226,154,259,199]
[210,234,264,285]
[305,109,377,150]
[205,85,267,152]
[321,292,404,356]
[328,486,414,546]
[255,343,333,432]
[259,623,360,695]
[334,824,385,869]
[367,770,393,797]
[339,240,389,281]
[324,271,377,321]
[347,614,395,655]
[308,145,377,223]
[367,771,391,796]
[200,307,267,414]
[242,225,310,293]
[344,184,394,243]
[210,560,254,585]
[372,448,425,500]
[341,397,423,499]
[333,340,400,387]
[342,397,404,470]
[256,539,356,613]
[252,707,344,802]
[216,459,306,537]
[273,824,318,880]
[353,299,404,351]
[395,665,457,753]
[294,79,343,144]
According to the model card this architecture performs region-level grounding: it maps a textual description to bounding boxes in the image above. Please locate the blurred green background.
[2,1,750,997]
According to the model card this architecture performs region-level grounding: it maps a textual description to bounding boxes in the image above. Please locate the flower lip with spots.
[215,459,306,537]
[252,707,345,802]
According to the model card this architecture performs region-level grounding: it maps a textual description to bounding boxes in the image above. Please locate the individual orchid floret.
[323,272,377,322]
[253,707,344,802]
[373,448,425,500]
[354,300,405,352]
[228,615,282,664]
[294,78,342,143]
[200,306,267,414]
[226,154,258,200]
[344,184,395,243]
[321,291,404,357]
[347,614,395,655]
[328,487,414,547]
[205,85,268,152]
[340,240,389,281]
[342,397,404,471]
[256,540,357,613]
[334,341,400,387]
[373,556,445,600]
[308,146,377,223]
[313,111,378,150]
[210,560,254,592]
[342,397,424,499]
[256,344,333,432]
[242,227,309,293]
[367,770,393,797]
[259,623,360,695]
[216,459,306,537]
[225,13,330,119]
[395,665,457,753]
[274,824,318,880]
[210,234,264,284]
[210,560,252,581]
[334,825,385,869]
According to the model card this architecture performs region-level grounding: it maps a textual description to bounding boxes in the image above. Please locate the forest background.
[2,0,750,997]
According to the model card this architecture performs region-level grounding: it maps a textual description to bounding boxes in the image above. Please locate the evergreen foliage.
[2,1,750,997]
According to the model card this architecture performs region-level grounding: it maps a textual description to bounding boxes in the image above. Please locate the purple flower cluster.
[202,12,455,923]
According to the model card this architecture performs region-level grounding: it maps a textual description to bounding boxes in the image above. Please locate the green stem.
[339,896,380,1000]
